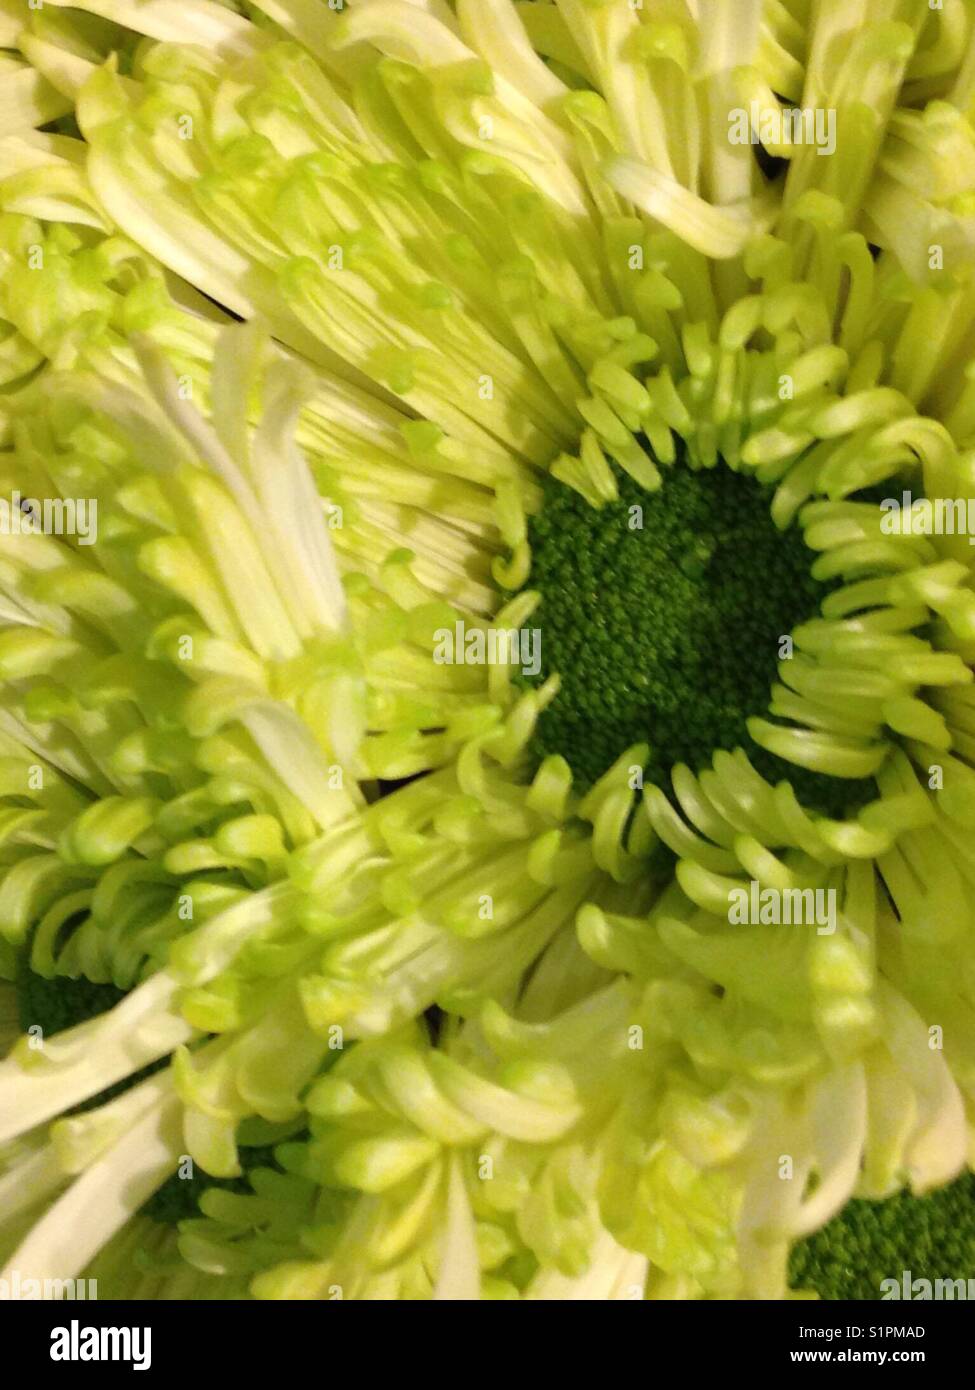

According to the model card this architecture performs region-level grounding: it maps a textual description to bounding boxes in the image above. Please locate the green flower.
[0,0,974,1300]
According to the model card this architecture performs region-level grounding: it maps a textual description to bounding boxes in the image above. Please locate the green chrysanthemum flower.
[0,0,974,1301]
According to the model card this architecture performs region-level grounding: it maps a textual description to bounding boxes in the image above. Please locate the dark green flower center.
[790,1173,975,1299]
[521,455,868,817]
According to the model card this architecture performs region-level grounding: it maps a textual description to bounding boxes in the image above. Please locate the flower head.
[1,0,975,1301]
